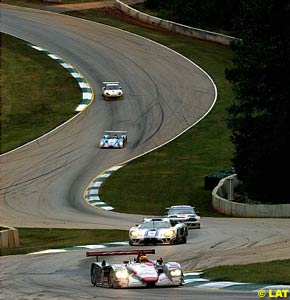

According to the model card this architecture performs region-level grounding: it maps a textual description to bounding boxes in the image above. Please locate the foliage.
[144,0,242,34]
[226,1,290,204]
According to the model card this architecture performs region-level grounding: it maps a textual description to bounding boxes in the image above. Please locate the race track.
[1,4,290,300]
[0,4,215,229]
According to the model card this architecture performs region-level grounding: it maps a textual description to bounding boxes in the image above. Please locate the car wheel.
[91,264,97,286]
[181,235,187,244]
[129,240,134,246]
[108,269,116,288]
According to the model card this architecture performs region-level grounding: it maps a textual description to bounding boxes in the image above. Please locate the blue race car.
[99,131,127,149]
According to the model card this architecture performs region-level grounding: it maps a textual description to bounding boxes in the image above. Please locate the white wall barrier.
[115,0,238,46]
[212,175,290,217]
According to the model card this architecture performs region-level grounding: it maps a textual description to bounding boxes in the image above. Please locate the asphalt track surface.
[1,5,290,300]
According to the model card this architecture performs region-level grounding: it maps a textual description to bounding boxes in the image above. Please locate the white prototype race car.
[164,205,201,229]
[129,217,188,246]
[87,249,183,288]
[99,131,127,149]
[102,82,123,99]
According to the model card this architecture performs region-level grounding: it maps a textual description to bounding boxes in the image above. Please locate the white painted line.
[79,82,90,89]
[93,201,106,205]
[107,241,128,245]
[29,249,67,255]
[98,173,111,178]
[31,46,44,51]
[71,72,83,78]
[200,281,246,288]
[75,104,87,112]
[184,279,209,284]
[83,92,93,99]
[110,165,123,171]
[60,62,74,69]
[76,245,106,249]
[102,206,114,211]
[47,54,61,60]
[91,182,103,187]
[88,196,100,201]
[88,189,99,195]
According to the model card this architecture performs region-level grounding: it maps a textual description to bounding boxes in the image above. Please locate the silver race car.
[87,249,183,288]
[164,205,201,229]
[99,131,127,149]
[129,217,188,246]
[102,82,123,99]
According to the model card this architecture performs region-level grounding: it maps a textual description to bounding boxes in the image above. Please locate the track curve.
[0,4,216,229]
[1,5,290,300]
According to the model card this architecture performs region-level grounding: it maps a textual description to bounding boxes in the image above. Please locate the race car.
[99,131,127,149]
[129,217,188,246]
[102,82,123,99]
[87,249,183,288]
[164,205,201,229]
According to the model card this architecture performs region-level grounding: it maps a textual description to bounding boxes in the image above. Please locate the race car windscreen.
[168,207,196,215]
[139,221,171,229]
[106,85,120,90]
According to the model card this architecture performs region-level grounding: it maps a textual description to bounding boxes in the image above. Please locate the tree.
[226,0,290,203]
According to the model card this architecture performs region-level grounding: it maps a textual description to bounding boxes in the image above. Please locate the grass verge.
[2,0,104,8]
[0,32,81,153]
[204,259,290,284]
[0,228,128,256]
[66,8,234,217]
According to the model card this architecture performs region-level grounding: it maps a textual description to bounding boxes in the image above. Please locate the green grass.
[204,259,290,284]
[2,0,104,8]
[66,9,234,217]
[0,228,128,256]
[0,33,81,153]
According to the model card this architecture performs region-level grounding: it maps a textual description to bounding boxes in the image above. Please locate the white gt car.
[129,217,188,245]
[102,82,123,99]
[165,205,201,229]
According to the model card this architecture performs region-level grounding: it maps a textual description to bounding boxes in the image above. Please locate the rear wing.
[102,81,120,85]
[105,130,127,133]
[86,249,155,261]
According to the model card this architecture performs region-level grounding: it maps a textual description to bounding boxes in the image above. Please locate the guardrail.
[0,226,20,249]
[115,0,238,46]
[212,175,290,217]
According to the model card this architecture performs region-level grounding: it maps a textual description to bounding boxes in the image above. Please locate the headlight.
[99,141,104,147]
[170,269,182,277]
[164,229,176,238]
[115,269,129,279]
[130,230,139,238]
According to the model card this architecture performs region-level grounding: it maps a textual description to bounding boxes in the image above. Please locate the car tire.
[91,264,97,286]
[129,240,134,246]
[108,269,116,288]
[181,235,187,244]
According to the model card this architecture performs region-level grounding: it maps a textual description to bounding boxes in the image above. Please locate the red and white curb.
[29,44,93,112]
